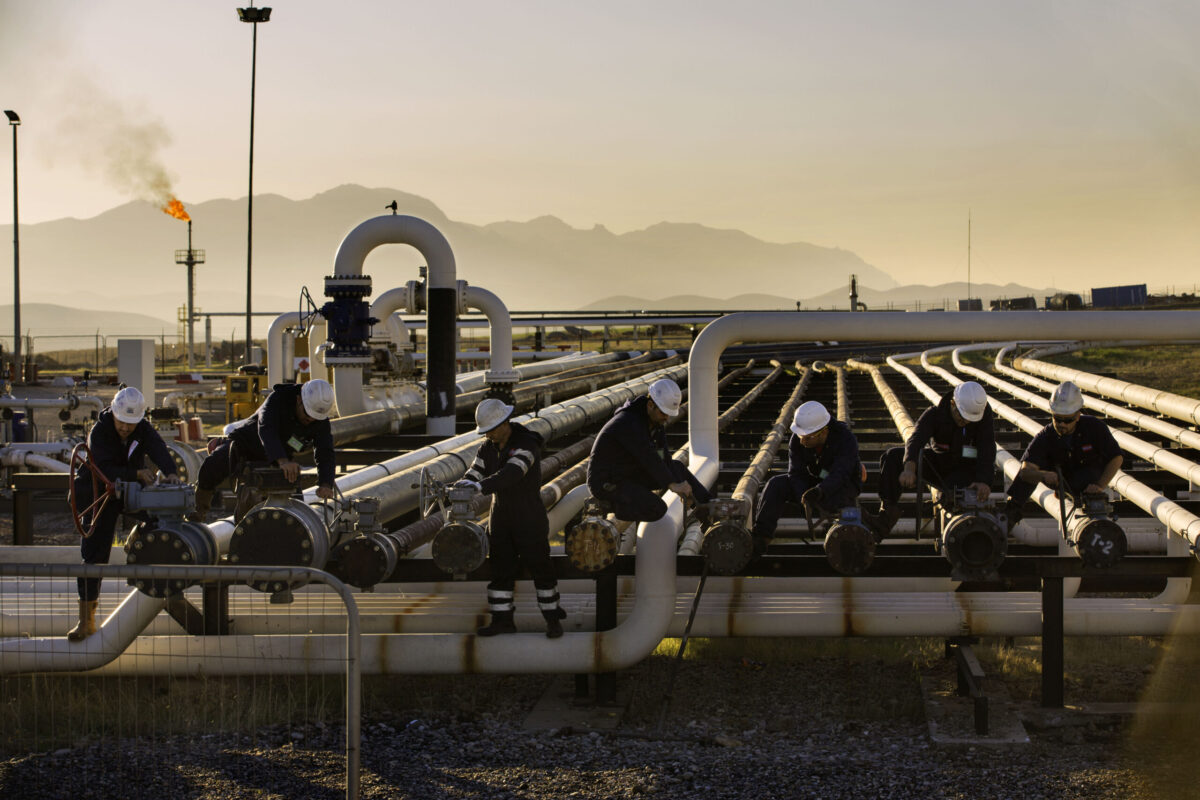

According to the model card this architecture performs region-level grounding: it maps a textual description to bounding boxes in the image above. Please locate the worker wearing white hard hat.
[873,381,996,539]
[1005,381,1123,527]
[587,377,711,523]
[68,386,182,642]
[751,400,863,554]
[194,379,338,521]
[456,398,566,638]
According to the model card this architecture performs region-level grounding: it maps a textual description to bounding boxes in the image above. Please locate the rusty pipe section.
[834,364,850,424]
[846,358,915,441]
[731,365,809,509]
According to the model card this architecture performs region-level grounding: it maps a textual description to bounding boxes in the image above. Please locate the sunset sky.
[2,0,1198,293]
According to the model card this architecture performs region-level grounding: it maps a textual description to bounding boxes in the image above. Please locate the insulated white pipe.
[0,450,69,472]
[266,312,304,389]
[0,395,104,414]
[330,215,458,434]
[368,285,416,348]
[1014,352,1200,427]
[463,285,517,386]
[997,346,1200,453]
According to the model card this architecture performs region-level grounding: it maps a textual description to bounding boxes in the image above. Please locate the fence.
[0,563,361,800]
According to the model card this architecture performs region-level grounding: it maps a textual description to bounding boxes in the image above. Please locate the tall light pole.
[238,6,271,367]
[4,110,19,383]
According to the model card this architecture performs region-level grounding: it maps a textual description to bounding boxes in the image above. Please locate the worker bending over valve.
[587,377,711,523]
[1004,380,1123,525]
[874,381,996,538]
[193,379,337,520]
[458,398,566,638]
[69,387,181,641]
[751,400,863,554]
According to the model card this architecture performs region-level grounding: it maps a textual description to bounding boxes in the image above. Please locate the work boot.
[543,607,567,639]
[752,535,771,557]
[67,600,99,642]
[189,488,214,523]
[476,610,516,637]
[874,503,902,540]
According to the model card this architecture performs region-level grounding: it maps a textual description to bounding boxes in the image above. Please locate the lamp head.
[237,6,272,23]
[3,110,18,125]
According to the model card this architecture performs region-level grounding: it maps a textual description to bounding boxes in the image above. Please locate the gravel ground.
[2,651,1193,800]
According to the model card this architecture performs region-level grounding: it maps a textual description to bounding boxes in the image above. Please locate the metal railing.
[0,563,361,800]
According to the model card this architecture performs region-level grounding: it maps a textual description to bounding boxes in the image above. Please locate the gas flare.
[163,198,190,222]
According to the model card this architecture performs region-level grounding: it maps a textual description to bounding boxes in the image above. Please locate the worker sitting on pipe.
[875,381,995,539]
[193,379,337,520]
[586,378,711,523]
[69,387,181,641]
[458,398,567,638]
[1004,380,1123,527]
[751,400,863,554]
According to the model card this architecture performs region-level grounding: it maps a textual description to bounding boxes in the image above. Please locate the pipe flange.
[484,370,520,385]
[324,274,373,299]
[456,279,470,315]
[701,522,754,575]
[432,520,489,578]
[124,521,219,597]
[228,499,331,592]
[405,280,424,314]
[824,520,876,576]
[941,512,1007,581]
[330,532,399,590]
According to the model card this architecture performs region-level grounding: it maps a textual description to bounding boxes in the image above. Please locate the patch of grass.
[973,635,1162,704]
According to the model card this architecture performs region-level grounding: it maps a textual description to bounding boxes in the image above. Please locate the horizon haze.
[2,1,1198,326]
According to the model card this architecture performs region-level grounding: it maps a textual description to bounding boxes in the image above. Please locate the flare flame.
[162,198,190,222]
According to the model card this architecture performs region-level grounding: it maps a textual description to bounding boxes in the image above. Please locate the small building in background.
[1045,293,1084,311]
[1090,283,1147,308]
[989,296,1038,311]
[957,298,983,311]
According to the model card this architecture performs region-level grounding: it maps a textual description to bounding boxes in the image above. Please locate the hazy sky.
[2,0,1198,293]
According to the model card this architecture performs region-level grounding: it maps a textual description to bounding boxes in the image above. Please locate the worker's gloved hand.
[801,486,823,508]
[454,479,482,494]
[136,468,158,486]
[278,460,301,483]
[160,473,182,485]
[315,485,335,500]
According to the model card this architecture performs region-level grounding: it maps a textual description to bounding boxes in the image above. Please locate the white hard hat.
[790,400,831,436]
[648,378,682,417]
[301,379,335,421]
[1049,380,1083,416]
[111,387,146,424]
[952,381,988,422]
[475,397,514,433]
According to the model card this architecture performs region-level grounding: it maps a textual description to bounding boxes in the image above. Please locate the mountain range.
[0,184,1062,336]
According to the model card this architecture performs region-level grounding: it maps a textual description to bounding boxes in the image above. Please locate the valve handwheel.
[68,443,117,538]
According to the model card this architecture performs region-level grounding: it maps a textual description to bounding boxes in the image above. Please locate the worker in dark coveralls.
[1004,380,1123,525]
[193,379,337,520]
[68,386,180,641]
[874,381,995,537]
[459,398,566,638]
[586,377,711,522]
[751,400,863,552]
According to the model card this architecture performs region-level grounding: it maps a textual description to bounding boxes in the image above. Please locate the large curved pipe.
[331,215,457,434]
[266,312,303,389]
[463,285,517,387]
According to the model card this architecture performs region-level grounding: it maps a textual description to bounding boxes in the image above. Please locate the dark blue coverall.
[753,419,863,540]
[463,422,562,622]
[196,383,335,492]
[1007,415,1122,507]
[878,393,996,505]
[74,408,178,601]
[586,395,711,522]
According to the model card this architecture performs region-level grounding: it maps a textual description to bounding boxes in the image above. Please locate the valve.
[823,505,877,576]
[1066,492,1126,568]
[119,480,218,598]
[428,476,489,579]
[565,497,619,573]
[936,487,1007,582]
[699,499,754,575]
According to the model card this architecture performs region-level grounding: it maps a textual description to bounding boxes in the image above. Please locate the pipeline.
[996,345,1200,453]
[943,343,1200,550]
[1013,349,1200,428]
